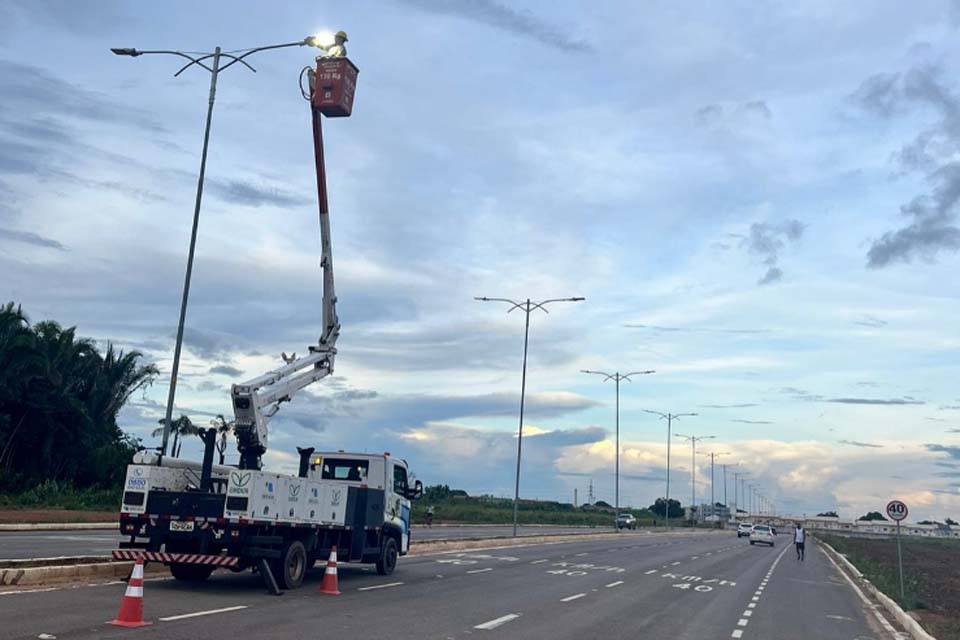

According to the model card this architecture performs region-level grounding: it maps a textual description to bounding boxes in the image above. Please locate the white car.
[736,523,753,538]
[749,524,775,546]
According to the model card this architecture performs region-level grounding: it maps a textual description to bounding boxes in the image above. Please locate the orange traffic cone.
[319,546,341,595]
[107,556,152,628]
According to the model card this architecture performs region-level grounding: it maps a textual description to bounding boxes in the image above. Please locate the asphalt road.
[0,525,604,560]
[0,531,898,639]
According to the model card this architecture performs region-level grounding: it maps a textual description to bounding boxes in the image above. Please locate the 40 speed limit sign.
[886,500,908,522]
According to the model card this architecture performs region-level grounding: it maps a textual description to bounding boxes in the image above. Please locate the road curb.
[818,537,936,640]
[0,522,118,531]
[0,559,168,586]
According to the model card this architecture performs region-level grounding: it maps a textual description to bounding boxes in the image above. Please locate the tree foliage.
[817,511,839,517]
[0,303,157,492]
[648,497,684,518]
[859,511,887,521]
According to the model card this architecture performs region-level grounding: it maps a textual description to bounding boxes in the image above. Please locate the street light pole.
[582,369,655,528]
[111,37,323,460]
[475,296,584,536]
[675,433,716,524]
[698,451,728,520]
[643,410,696,530]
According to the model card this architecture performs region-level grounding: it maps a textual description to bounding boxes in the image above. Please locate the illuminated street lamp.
[112,35,338,461]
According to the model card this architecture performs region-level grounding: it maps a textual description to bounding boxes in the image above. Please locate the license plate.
[170,520,195,532]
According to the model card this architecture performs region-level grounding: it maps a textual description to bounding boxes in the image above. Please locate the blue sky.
[3,1,960,521]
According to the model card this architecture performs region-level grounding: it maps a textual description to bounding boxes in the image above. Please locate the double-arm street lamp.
[642,410,696,530]
[112,36,336,460]
[675,433,715,524]
[475,296,584,536]
[581,369,655,526]
[699,451,728,520]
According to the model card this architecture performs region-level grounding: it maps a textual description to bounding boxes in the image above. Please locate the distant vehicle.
[737,523,753,538]
[617,513,637,530]
[750,524,775,546]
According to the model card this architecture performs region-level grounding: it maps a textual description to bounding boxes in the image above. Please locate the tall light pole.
[699,451,728,520]
[111,36,330,460]
[733,470,748,520]
[675,433,715,524]
[643,410,697,530]
[475,296,584,536]
[582,369,655,527]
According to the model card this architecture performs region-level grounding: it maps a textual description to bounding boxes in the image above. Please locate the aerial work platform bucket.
[311,57,359,117]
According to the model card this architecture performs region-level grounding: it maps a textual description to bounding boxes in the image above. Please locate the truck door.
[389,461,411,552]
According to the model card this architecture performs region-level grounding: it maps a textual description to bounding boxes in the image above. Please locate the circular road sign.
[886,500,908,522]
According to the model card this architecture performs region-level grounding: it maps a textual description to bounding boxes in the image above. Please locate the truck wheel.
[275,540,307,590]
[376,537,398,576]
[170,563,214,582]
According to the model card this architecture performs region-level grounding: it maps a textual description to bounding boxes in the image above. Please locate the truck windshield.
[321,458,369,481]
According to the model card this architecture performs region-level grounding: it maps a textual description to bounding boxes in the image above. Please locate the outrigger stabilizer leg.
[259,558,283,596]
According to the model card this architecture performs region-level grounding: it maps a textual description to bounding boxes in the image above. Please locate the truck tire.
[275,540,308,590]
[170,563,214,582]
[376,536,398,576]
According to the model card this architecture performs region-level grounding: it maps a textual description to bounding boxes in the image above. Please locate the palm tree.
[153,414,199,458]
[210,414,235,464]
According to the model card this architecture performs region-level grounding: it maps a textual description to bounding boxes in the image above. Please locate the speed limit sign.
[886,500,908,522]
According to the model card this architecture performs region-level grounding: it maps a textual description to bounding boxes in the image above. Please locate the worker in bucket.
[316,31,348,58]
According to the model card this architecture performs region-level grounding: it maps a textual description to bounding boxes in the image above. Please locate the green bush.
[0,480,121,511]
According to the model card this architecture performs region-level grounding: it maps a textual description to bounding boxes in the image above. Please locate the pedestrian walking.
[794,524,806,561]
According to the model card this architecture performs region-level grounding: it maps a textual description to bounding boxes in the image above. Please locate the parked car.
[749,524,775,546]
[737,523,753,538]
[616,513,637,530]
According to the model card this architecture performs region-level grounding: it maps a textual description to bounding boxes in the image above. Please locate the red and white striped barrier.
[112,550,239,567]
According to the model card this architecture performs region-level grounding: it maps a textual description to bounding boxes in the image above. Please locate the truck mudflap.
[112,550,239,567]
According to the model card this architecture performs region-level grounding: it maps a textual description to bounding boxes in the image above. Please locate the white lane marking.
[826,614,853,621]
[467,568,493,574]
[0,587,59,596]
[743,610,753,617]
[751,596,759,601]
[644,569,658,575]
[731,631,743,639]
[575,553,588,557]
[605,581,624,588]
[692,556,699,559]
[474,614,520,630]
[530,559,548,564]
[671,561,680,566]
[159,605,248,622]
[561,593,587,602]
[357,582,403,591]
[737,619,748,626]
[748,603,756,608]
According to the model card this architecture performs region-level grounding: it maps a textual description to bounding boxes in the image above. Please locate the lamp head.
[110,47,140,57]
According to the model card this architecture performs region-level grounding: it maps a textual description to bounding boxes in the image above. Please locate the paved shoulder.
[742,538,896,639]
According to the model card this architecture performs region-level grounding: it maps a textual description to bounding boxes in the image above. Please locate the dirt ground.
[0,509,115,524]
[821,534,960,639]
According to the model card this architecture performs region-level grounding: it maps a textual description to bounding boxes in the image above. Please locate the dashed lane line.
[467,568,493,574]
[605,581,624,588]
[561,593,587,602]
[159,605,248,622]
[474,614,521,630]
[357,582,404,591]
[530,559,548,564]
[644,569,658,575]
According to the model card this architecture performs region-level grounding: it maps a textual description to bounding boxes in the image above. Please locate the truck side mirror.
[407,480,423,500]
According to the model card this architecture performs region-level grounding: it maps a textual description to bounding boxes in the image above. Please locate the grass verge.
[820,533,960,639]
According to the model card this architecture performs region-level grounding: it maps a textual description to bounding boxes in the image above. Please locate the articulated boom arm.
[231,101,340,471]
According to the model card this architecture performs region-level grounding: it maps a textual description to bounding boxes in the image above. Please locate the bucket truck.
[113,56,422,592]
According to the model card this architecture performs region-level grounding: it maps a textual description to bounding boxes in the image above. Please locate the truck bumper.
[112,549,239,567]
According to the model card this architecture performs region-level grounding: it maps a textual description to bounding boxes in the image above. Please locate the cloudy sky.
[3,0,960,521]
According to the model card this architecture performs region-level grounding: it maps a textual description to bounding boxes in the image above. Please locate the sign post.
[885,499,908,601]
